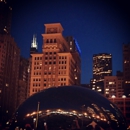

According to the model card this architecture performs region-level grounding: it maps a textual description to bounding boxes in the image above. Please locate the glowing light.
[122,95,126,98]
[74,38,81,55]
[31,34,38,49]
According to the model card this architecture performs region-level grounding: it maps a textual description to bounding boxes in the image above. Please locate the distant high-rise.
[30,34,38,55]
[0,34,20,117]
[123,43,130,96]
[0,0,12,34]
[92,53,112,93]
[104,71,124,98]
[29,23,81,96]
[65,36,81,85]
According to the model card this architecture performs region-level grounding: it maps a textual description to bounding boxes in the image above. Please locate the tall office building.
[92,53,112,93]
[30,34,38,55]
[104,71,124,98]
[0,34,20,117]
[17,57,29,107]
[65,36,81,85]
[0,0,12,34]
[123,43,130,96]
[29,23,81,96]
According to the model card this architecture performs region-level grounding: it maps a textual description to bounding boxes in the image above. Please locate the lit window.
[109,82,115,85]
[75,77,77,79]
[70,41,72,45]
[97,89,102,92]
[6,83,9,87]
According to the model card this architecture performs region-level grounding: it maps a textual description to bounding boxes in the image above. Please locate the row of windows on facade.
[105,81,122,84]
[105,85,122,87]
[34,66,42,70]
[43,83,66,87]
[34,57,42,60]
[45,52,56,55]
[33,80,67,87]
[44,56,67,60]
[34,65,67,70]
[46,39,57,43]
[47,61,67,64]
[32,83,67,92]
[33,71,66,75]
[33,78,56,82]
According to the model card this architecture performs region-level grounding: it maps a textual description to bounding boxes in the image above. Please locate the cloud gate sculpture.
[9,86,127,130]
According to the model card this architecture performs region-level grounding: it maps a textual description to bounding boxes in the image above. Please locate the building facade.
[17,57,29,107]
[123,43,130,96]
[0,34,20,117]
[92,53,112,93]
[104,73,124,98]
[109,97,130,124]
[29,23,81,96]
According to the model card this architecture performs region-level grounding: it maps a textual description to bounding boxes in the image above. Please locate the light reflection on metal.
[10,86,127,130]
[36,102,40,129]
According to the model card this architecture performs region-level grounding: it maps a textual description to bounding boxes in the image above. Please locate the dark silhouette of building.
[123,43,130,96]
[0,0,20,122]
[0,0,12,34]
[17,56,29,107]
[0,34,20,119]
[65,36,81,85]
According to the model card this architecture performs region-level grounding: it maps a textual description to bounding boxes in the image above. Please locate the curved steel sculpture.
[10,86,127,130]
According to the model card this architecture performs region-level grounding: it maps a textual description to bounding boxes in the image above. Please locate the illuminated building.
[17,57,29,107]
[30,34,38,55]
[0,34,20,117]
[92,53,112,93]
[109,97,130,124]
[123,43,130,96]
[104,71,124,98]
[0,0,12,34]
[29,23,81,96]
[10,86,127,130]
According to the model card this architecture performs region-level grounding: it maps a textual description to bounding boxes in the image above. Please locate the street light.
[122,95,126,117]
[111,95,116,103]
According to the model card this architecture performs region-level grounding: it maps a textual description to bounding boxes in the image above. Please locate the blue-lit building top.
[65,36,81,56]
[74,37,81,56]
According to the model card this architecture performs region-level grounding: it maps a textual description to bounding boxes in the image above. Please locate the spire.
[31,34,38,49]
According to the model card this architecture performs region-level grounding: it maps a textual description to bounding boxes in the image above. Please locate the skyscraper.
[123,43,130,96]
[0,0,20,119]
[104,71,124,98]
[92,53,112,93]
[30,34,38,55]
[0,0,12,34]
[0,34,20,117]
[65,36,81,85]
[17,57,29,107]
[29,23,81,96]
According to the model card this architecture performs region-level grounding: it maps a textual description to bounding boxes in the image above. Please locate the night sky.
[9,0,130,84]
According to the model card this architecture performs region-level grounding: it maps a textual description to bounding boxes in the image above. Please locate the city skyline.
[10,0,130,84]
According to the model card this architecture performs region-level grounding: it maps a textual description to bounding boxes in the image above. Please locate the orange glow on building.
[29,23,81,96]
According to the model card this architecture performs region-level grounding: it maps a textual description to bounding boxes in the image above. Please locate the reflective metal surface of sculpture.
[10,86,127,130]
